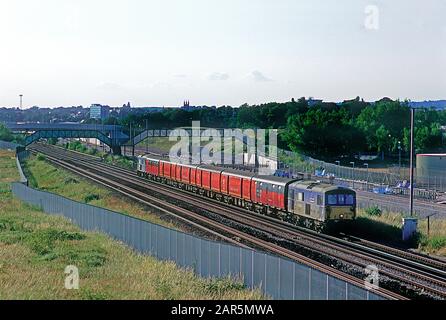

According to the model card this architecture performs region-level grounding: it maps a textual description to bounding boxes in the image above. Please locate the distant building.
[119,102,132,119]
[307,97,323,107]
[90,104,110,120]
[409,100,446,110]
[180,100,215,111]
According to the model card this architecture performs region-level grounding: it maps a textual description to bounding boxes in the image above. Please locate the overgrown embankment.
[355,207,446,256]
[0,150,263,299]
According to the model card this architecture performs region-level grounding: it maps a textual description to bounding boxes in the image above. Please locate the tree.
[355,100,410,152]
[283,107,366,157]
[0,123,13,141]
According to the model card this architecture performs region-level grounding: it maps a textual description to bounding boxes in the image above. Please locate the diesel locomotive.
[137,155,356,231]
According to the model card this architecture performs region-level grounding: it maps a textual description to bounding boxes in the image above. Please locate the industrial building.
[90,104,110,120]
[416,153,446,187]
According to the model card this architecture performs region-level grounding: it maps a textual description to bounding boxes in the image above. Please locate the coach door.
[305,203,311,215]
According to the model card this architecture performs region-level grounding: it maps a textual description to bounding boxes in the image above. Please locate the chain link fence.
[0,140,21,150]
[277,149,443,198]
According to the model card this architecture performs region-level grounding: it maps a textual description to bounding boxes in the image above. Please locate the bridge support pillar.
[112,145,122,155]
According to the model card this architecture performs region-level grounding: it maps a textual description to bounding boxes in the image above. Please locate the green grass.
[0,150,263,299]
[355,209,446,256]
[136,137,247,157]
[62,141,135,170]
[136,137,177,154]
[102,154,134,170]
[22,153,174,229]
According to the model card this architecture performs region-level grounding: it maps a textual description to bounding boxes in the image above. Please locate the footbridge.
[5,123,128,155]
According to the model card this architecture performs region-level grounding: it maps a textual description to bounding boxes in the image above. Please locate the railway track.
[28,144,446,299]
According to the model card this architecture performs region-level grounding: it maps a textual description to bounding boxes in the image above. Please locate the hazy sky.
[0,0,445,108]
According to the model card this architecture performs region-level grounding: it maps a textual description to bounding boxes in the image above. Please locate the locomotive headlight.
[340,214,344,219]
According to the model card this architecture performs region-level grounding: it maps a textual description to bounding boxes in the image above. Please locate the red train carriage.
[180,164,199,185]
[198,165,224,192]
[145,157,160,176]
[171,162,178,181]
[221,168,255,200]
[252,176,292,211]
[160,160,172,179]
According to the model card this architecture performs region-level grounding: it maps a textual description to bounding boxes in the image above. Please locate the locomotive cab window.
[346,194,354,205]
[338,194,345,205]
[297,192,304,201]
[327,194,337,205]
[317,195,322,205]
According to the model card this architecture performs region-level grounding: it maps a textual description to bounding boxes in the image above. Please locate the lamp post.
[350,161,355,188]
[398,141,402,173]
[388,134,392,157]
[364,163,369,191]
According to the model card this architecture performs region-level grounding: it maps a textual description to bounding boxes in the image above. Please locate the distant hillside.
[409,100,446,109]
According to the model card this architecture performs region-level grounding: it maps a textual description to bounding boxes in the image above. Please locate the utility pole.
[364,163,369,191]
[398,141,402,172]
[409,108,415,217]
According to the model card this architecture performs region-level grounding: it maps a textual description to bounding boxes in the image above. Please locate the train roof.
[253,175,298,186]
[198,165,225,173]
[138,154,162,161]
[289,180,354,193]
[221,168,256,179]
[176,163,199,169]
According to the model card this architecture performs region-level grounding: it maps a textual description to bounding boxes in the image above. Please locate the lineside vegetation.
[0,150,263,300]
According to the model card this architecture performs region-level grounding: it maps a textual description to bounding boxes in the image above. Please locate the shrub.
[36,153,46,161]
[64,177,79,185]
[427,236,446,250]
[365,206,382,217]
[87,148,98,155]
[84,194,100,203]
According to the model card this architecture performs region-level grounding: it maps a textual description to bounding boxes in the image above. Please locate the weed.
[365,206,382,217]
[84,194,100,203]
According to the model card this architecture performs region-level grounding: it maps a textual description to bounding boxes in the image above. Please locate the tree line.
[2,97,444,160]
[120,97,446,160]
